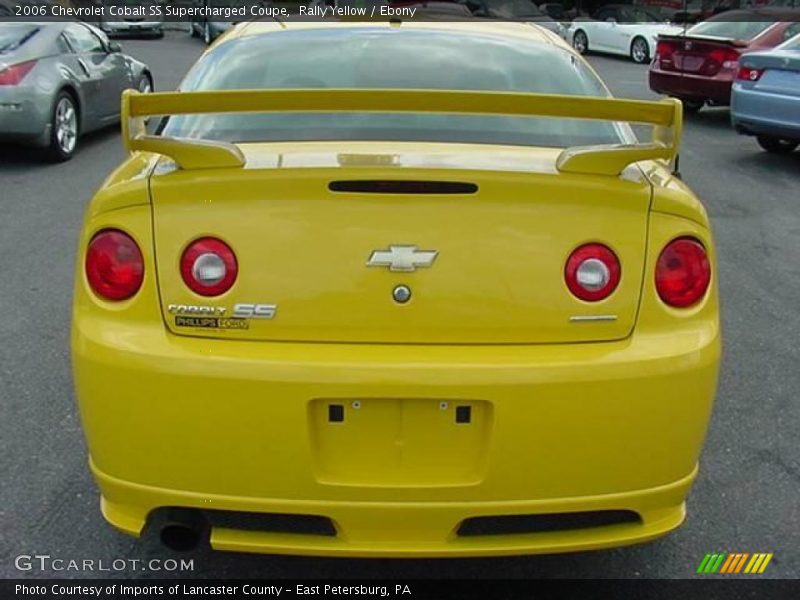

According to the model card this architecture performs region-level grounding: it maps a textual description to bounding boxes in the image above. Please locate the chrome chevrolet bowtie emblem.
[366,245,438,272]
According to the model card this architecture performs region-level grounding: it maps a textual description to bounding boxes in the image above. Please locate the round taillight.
[85,229,144,301]
[180,237,237,296]
[565,243,621,302]
[655,237,710,308]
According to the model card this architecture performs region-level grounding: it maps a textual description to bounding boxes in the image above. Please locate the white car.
[567,4,682,64]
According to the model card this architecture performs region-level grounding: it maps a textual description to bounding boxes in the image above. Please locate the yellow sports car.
[72,20,720,556]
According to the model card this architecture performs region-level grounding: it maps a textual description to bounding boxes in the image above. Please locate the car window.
[594,8,616,21]
[618,7,661,23]
[782,23,800,42]
[85,23,111,47]
[64,24,105,54]
[164,29,625,149]
[56,33,72,55]
[780,32,800,51]
[688,20,774,41]
[0,24,39,54]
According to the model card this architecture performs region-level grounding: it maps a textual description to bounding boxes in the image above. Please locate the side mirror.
[108,41,122,53]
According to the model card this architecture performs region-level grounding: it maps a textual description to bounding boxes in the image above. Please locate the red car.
[649,9,800,112]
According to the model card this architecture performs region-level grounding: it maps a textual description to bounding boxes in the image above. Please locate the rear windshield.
[688,20,774,41]
[0,25,39,54]
[618,7,663,23]
[781,34,800,51]
[163,29,625,149]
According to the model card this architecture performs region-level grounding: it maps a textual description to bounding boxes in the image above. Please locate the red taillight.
[0,60,37,86]
[655,238,710,308]
[656,40,678,60]
[565,243,621,302]
[180,237,237,296]
[737,66,764,81]
[85,229,144,301]
[708,47,740,69]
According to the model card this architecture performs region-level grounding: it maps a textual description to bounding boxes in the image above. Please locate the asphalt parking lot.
[1,30,798,580]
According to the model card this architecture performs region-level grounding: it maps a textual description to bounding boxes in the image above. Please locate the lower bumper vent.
[457,510,641,537]
[204,510,337,536]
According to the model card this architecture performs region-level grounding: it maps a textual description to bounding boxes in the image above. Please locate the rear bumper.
[649,69,734,104]
[73,311,719,556]
[94,459,695,557]
[0,89,50,144]
[731,84,800,141]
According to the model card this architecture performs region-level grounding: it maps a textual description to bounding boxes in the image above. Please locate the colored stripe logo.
[697,552,773,574]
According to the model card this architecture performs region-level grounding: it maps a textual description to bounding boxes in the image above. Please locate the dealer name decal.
[169,303,276,329]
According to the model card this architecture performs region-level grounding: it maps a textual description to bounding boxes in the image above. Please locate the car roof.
[230,19,560,47]
[0,22,69,58]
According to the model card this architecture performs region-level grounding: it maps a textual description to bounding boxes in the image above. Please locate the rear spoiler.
[121,89,682,176]
[656,33,749,47]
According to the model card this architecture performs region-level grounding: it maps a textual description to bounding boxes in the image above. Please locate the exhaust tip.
[155,508,208,552]
[160,523,201,552]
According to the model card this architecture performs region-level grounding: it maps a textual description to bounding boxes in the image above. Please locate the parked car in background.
[99,0,164,39]
[0,22,152,160]
[190,0,272,45]
[731,32,800,153]
[567,4,682,64]
[459,0,568,38]
[538,2,564,20]
[649,10,800,112]
[646,0,740,24]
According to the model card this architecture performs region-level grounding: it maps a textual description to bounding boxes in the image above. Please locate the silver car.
[0,22,152,161]
[731,32,800,154]
[99,0,165,39]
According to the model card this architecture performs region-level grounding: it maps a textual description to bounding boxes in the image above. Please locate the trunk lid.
[744,50,800,98]
[657,35,745,76]
[150,143,652,344]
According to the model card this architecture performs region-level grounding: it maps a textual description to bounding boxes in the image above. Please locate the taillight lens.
[655,237,710,308]
[565,243,621,302]
[737,66,764,81]
[85,229,144,301]
[655,40,677,62]
[180,237,237,296]
[0,60,37,86]
[708,47,740,69]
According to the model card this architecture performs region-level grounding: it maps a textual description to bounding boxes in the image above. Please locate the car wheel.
[572,30,588,54]
[756,136,799,154]
[203,22,212,45]
[678,97,704,114]
[136,74,154,126]
[137,73,153,95]
[46,91,79,162]
[630,37,649,64]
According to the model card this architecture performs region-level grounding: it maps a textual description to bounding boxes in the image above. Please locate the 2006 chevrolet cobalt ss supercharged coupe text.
[71,20,720,556]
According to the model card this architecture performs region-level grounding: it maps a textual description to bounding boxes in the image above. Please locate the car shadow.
[684,107,732,132]
[125,523,684,579]
[0,126,120,170]
[583,52,649,67]
[729,146,800,169]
